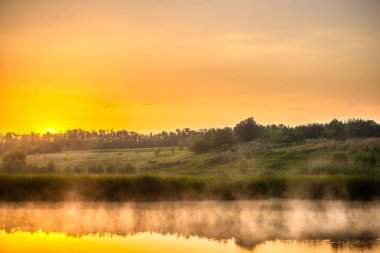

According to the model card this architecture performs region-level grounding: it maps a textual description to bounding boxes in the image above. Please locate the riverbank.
[0,175,379,201]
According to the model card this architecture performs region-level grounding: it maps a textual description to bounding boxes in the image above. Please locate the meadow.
[0,138,379,201]
[24,138,380,177]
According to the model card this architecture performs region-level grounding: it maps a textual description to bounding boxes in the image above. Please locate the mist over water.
[1,200,380,250]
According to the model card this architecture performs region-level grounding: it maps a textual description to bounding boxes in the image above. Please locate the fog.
[1,200,379,249]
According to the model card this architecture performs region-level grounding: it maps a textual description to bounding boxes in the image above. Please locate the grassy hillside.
[23,138,380,177]
[1,138,379,201]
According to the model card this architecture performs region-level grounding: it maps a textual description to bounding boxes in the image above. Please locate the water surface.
[1,200,379,252]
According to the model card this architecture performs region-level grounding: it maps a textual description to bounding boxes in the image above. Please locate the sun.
[44,128,57,134]
[36,124,61,134]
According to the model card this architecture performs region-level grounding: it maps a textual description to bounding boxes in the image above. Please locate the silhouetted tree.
[234,117,260,142]
[0,118,378,155]
[211,127,235,150]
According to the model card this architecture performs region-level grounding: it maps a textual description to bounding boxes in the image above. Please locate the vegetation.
[0,174,378,201]
[0,119,379,202]
[1,151,27,173]
[0,138,379,176]
[239,158,248,176]
[0,118,378,155]
[234,117,260,142]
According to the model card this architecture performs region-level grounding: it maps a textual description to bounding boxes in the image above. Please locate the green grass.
[1,138,378,202]
[18,138,380,177]
[0,174,379,201]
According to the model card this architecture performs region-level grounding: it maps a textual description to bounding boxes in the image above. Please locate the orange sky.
[1,0,379,134]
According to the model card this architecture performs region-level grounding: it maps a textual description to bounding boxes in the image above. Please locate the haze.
[1,0,379,133]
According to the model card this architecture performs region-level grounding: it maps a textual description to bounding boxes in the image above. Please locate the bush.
[64,167,73,174]
[46,161,56,173]
[178,141,185,150]
[188,135,210,153]
[118,163,136,174]
[354,151,377,170]
[88,165,104,174]
[240,158,248,176]
[73,166,84,174]
[106,166,116,174]
[188,128,235,153]
[332,152,349,166]
[1,151,27,173]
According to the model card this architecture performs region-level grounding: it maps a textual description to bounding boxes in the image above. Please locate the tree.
[324,119,347,140]
[1,151,27,173]
[234,117,260,142]
[211,127,235,150]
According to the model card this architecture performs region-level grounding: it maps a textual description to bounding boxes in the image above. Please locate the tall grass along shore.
[0,174,379,201]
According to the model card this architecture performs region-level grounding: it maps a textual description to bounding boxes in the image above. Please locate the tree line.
[189,118,380,153]
[0,118,379,155]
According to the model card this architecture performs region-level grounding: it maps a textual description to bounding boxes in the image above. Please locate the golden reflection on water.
[0,231,379,253]
[1,201,380,252]
[0,231,242,253]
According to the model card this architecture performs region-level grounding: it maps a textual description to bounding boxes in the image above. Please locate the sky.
[1,0,379,134]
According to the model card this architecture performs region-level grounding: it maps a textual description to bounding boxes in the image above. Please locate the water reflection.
[1,231,379,253]
[0,200,379,252]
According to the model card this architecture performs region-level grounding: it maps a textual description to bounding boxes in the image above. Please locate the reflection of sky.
[0,231,379,253]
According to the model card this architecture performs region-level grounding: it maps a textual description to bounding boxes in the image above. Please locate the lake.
[1,200,379,253]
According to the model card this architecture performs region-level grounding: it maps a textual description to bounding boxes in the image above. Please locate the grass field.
[24,138,380,177]
[1,138,379,201]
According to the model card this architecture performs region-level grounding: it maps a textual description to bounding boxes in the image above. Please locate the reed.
[0,174,379,201]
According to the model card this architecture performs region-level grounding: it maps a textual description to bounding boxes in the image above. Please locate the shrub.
[221,144,231,151]
[88,165,104,174]
[106,166,116,174]
[188,135,210,153]
[46,161,56,173]
[240,158,248,176]
[1,151,27,173]
[354,151,377,170]
[73,166,84,174]
[178,141,185,150]
[332,152,349,166]
[118,163,136,174]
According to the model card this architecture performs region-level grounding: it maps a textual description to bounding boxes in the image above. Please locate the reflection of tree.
[0,201,379,251]
[330,240,377,251]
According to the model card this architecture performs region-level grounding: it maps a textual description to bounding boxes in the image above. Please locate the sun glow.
[0,0,379,133]
[44,128,57,134]
[0,231,241,253]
